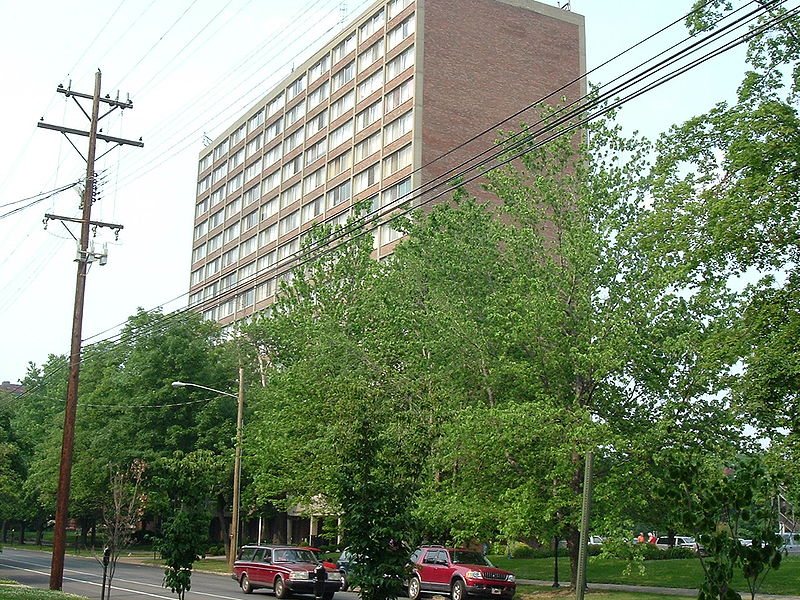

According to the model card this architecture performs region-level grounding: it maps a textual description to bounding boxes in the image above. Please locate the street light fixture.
[171,368,245,573]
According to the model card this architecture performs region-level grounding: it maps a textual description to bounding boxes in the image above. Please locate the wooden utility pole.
[37,70,142,590]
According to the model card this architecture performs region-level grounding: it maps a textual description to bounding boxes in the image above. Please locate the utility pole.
[229,366,245,572]
[37,70,142,591]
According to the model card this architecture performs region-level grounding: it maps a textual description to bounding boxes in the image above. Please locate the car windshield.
[451,550,493,566]
[274,548,318,563]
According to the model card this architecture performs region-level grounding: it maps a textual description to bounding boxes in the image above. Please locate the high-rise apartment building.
[189,0,584,325]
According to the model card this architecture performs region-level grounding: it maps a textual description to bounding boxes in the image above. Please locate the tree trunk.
[565,524,580,588]
[18,520,27,544]
[1,519,7,543]
[35,518,45,546]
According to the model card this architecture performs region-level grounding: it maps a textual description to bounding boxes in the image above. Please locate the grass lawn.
[491,555,800,596]
[0,580,89,600]
[517,585,689,600]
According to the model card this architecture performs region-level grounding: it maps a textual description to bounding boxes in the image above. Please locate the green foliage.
[157,509,208,600]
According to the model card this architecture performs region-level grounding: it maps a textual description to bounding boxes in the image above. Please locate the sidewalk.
[519,578,800,600]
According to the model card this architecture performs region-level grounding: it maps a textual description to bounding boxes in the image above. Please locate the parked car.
[779,532,800,555]
[654,536,698,552]
[307,547,339,570]
[335,547,358,591]
[408,545,516,600]
[232,545,342,598]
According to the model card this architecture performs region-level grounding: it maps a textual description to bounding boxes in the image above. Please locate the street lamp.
[171,367,245,573]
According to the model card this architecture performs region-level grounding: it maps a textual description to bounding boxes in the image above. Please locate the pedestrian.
[648,533,657,544]
[637,532,645,544]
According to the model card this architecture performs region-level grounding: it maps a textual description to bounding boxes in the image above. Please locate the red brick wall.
[419,0,584,205]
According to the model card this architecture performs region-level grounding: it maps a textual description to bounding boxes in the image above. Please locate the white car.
[655,536,698,552]
[779,533,800,555]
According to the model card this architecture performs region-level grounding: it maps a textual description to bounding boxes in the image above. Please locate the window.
[257,250,276,272]
[287,74,306,100]
[306,111,328,138]
[210,187,225,208]
[383,143,412,177]
[385,77,413,112]
[212,163,227,185]
[380,222,404,244]
[358,41,384,72]
[195,197,208,218]
[245,160,261,182]
[266,93,285,119]
[192,243,207,263]
[328,150,352,178]
[220,271,237,292]
[332,34,355,63]
[197,175,210,195]
[381,176,411,207]
[357,71,383,103]
[247,110,264,134]
[207,233,223,253]
[243,184,259,208]
[305,138,326,164]
[209,210,224,229]
[246,133,263,158]
[262,170,280,195]
[355,131,381,162]
[213,139,229,161]
[261,197,278,221]
[303,167,325,194]
[205,257,221,277]
[240,262,256,282]
[278,239,299,261]
[238,288,255,310]
[243,209,259,232]
[220,298,235,318]
[284,102,305,128]
[309,55,330,82]
[384,110,413,145]
[265,119,283,145]
[223,245,240,268]
[329,119,354,149]
[386,45,414,80]
[230,124,246,146]
[356,99,382,131]
[327,179,351,208]
[307,81,329,111]
[283,128,304,153]
[388,0,413,19]
[263,144,282,169]
[225,196,242,219]
[279,210,300,235]
[229,149,243,171]
[354,163,380,193]
[360,8,385,41]
[302,196,324,223]
[330,90,354,120]
[387,15,415,50]
[259,223,278,246]
[189,291,203,306]
[226,172,243,195]
[256,278,276,302]
[331,61,355,92]
[193,220,208,241]
[280,182,301,209]
[224,221,241,244]
[240,235,257,257]
[282,155,303,182]
[199,153,212,172]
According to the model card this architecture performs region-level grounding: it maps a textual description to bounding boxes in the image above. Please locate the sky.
[0,0,751,385]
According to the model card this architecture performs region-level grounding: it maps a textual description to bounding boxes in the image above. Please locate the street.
[0,547,360,600]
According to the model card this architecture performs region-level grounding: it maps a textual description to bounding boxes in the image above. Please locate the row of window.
[198,6,415,182]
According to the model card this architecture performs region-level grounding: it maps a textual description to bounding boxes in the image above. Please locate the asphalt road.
[0,547,360,600]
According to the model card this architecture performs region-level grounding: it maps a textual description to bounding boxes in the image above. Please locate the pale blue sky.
[0,0,748,383]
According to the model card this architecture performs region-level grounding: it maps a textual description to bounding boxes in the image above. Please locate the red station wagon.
[408,546,516,600]
[232,545,342,598]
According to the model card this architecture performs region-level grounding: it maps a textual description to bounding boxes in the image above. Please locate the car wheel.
[240,574,253,594]
[408,575,421,600]
[274,576,290,599]
[323,592,335,600]
[451,579,466,600]
[340,572,349,592]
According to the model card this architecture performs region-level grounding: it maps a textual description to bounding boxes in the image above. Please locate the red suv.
[232,545,342,599]
[408,546,516,600]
